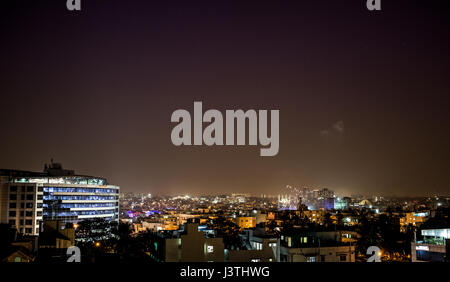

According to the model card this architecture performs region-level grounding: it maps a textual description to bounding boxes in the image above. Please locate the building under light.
[277,194,298,210]
[0,161,120,235]
[279,230,356,262]
[411,228,450,262]
[334,197,350,210]
[400,212,429,232]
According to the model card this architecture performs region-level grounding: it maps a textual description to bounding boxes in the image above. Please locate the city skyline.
[2,161,448,198]
[1,0,450,197]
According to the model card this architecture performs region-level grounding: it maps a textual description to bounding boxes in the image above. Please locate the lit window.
[306,256,316,262]
[207,245,214,253]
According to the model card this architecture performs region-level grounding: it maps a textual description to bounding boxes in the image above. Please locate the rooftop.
[0,161,108,185]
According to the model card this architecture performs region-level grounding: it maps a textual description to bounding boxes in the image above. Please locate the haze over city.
[1,0,449,196]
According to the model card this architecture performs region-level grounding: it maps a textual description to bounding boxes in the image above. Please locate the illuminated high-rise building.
[0,161,119,235]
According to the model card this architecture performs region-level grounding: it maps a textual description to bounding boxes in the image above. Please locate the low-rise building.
[236,229,279,262]
[279,230,356,262]
[400,212,428,232]
[146,223,225,262]
[411,228,449,262]
[303,210,325,224]
[236,217,256,229]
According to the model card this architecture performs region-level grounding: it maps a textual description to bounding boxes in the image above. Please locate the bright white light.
[416,245,429,251]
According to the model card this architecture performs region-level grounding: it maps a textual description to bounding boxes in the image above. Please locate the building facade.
[400,212,428,232]
[411,228,449,262]
[0,162,120,235]
[146,223,225,262]
[279,230,356,262]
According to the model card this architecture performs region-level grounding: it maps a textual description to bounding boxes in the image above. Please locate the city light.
[0,0,449,270]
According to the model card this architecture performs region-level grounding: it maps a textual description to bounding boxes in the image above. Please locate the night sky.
[1,0,449,196]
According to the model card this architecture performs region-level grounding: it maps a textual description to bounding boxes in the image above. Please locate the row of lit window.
[45,216,117,223]
[59,202,116,208]
[284,236,308,247]
[43,209,117,216]
[43,187,118,194]
[252,242,263,250]
[43,195,117,201]
[43,203,117,209]
[13,177,107,185]
[306,255,346,262]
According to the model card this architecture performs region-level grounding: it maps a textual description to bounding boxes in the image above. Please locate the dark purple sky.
[1,0,449,196]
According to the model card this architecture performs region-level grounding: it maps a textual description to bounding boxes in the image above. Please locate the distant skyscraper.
[278,194,298,210]
[322,198,335,210]
[318,188,334,199]
[334,197,350,210]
